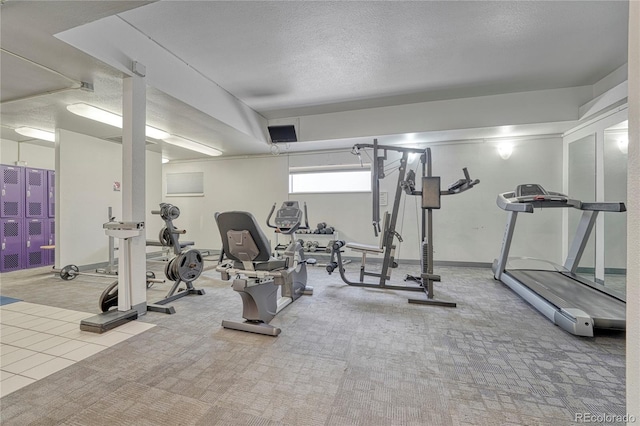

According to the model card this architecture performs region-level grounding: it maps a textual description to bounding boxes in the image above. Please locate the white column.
[627,0,640,419]
[120,74,147,314]
[595,128,605,284]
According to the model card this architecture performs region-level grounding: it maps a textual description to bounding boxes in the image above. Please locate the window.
[166,172,204,196]
[289,165,371,194]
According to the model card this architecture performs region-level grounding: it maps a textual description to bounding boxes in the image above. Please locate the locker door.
[25,218,46,268]
[25,168,46,218]
[1,165,24,218]
[0,219,24,272]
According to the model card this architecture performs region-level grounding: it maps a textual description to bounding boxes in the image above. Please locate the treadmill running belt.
[506,270,625,329]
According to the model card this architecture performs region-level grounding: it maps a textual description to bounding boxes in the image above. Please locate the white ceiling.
[0,0,629,160]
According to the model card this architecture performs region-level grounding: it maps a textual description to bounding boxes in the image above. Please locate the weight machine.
[326,139,479,306]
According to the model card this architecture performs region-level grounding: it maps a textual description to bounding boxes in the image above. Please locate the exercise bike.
[215,201,315,336]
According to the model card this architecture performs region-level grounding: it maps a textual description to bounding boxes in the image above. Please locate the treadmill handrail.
[580,202,626,212]
[496,192,584,212]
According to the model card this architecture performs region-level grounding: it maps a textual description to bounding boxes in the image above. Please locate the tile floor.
[0,300,155,397]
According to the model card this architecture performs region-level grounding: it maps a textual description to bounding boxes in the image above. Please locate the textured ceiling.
[0,0,630,159]
[119,1,628,118]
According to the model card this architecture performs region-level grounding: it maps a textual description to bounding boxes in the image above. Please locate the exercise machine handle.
[151,210,161,215]
[302,202,310,229]
[266,203,277,229]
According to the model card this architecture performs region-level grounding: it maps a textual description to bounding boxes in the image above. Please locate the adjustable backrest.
[215,211,271,262]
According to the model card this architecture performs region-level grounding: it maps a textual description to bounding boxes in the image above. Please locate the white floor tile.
[0,312,31,326]
[18,316,54,329]
[20,357,75,380]
[29,319,68,333]
[0,343,22,356]
[42,340,88,357]
[9,332,54,349]
[1,348,40,368]
[61,343,107,362]
[25,335,71,352]
[2,329,39,344]
[2,352,56,374]
[0,325,25,338]
[91,331,133,347]
[0,374,35,397]
[0,370,15,381]
[44,322,80,336]
[115,321,156,335]
[56,311,90,322]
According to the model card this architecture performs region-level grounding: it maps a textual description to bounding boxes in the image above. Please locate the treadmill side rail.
[555,308,594,337]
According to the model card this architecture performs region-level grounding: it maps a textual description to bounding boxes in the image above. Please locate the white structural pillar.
[627,0,640,419]
[119,73,147,314]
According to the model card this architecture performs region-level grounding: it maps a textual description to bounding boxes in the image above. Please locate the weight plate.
[60,264,79,281]
[99,280,119,312]
[175,249,203,283]
[165,257,176,281]
[158,227,172,246]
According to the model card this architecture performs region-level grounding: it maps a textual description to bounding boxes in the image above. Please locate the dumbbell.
[308,241,320,252]
[317,222,327,231]
[303,241,313,252]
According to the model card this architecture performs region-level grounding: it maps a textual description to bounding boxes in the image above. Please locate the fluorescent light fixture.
[162,157,170,164]
[66,103,170,139]
[497,143,513,160]
[163,135,222,156]
[15,127,55,142]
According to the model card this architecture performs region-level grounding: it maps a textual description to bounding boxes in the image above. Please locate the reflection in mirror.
[604,121,628,296]
[568,134,596,283]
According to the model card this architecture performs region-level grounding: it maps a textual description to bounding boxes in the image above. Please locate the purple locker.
[1,218,24,272]
[24,218,46,268]
[25,168,46,218]
[46,218,55,265]
[1,165,24,218]
[47,170,55,218]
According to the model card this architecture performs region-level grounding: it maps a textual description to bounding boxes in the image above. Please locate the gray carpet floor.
[0,261,626,426]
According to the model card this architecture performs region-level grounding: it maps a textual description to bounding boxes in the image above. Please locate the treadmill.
[492,184,626,337]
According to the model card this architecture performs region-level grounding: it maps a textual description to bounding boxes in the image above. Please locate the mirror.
[603,121,628,296]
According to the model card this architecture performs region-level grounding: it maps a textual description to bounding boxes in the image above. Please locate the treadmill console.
[516,184,547,197]
[275,201,302,233]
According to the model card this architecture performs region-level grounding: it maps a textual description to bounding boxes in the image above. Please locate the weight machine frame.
[328,138,479,305]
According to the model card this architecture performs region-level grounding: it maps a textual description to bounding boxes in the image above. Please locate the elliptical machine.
[215,201,315,336]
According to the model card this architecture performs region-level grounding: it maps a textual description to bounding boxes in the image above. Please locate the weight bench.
[345,211,397,281]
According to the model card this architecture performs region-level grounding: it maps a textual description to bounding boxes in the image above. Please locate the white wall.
[0,139,55,170]
[56,129,162,268]
[161,155,288,250]
[164,136,563,264]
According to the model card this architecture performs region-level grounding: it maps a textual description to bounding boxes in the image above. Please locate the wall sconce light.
[617,138,628,154]
[497,143,513,160]
[15,127,56,142]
